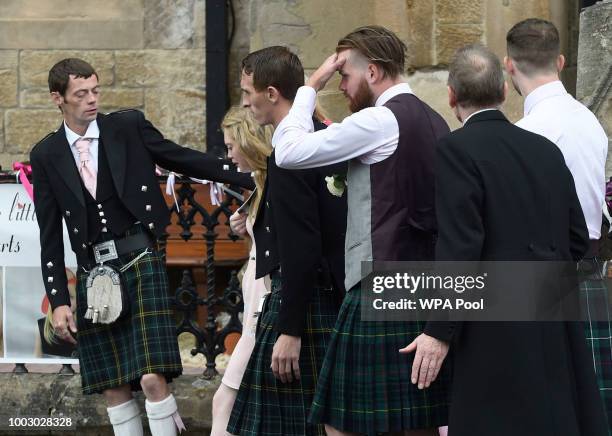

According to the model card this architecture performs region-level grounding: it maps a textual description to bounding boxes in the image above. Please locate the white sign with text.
[0,184,78,364]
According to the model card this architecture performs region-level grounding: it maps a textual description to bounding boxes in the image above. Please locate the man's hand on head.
[307,53,346,92]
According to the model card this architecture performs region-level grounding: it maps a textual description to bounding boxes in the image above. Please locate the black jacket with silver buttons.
[30,110,254,310]
[253,121,348,336]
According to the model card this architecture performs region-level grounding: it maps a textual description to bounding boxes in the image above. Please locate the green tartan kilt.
[309,285,450,435]
[579,259,612,427]
[227,274,338,436]
[75,244,182,395]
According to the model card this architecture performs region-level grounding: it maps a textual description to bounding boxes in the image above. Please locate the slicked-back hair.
[241,46,304,101]
[336,25,407,79]
[448,44,505,109]
[48,58,98,96]
[506,18,560,76]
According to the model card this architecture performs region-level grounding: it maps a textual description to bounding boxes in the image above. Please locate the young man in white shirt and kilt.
[505,18,611,428]
[273,26,452,436]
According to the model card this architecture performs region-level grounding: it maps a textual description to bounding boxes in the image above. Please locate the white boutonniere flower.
[325,173,347,197]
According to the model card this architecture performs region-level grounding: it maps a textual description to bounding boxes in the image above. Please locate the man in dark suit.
[419,44,607,435]
[30,58,253,436]
[227,46,347,436]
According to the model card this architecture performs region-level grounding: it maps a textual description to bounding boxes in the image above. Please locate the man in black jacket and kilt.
[227,46,347,436]
[30,58,254,436]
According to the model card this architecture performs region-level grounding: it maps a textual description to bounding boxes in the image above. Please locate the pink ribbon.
[172,411,187,433]
[12,162,34,201]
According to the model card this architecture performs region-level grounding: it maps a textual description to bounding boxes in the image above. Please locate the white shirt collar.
[375,82,414,107]
[523,80,567,116]
[64,119,100,146]
[463,108,498,125]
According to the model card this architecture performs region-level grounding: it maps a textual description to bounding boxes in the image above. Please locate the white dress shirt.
[273,83,414,169]
[516,81,608,239]
[64,120,100,172]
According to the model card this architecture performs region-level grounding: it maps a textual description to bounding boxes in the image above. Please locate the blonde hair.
[43,307,55,344]
[221,107,273,219]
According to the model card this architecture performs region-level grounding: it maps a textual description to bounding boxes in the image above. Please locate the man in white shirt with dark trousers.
[506,18,611,427]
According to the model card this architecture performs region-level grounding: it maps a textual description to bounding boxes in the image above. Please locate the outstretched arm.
[137,111,255,190]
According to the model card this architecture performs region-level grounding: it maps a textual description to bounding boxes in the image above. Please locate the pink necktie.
[75,138,97,199]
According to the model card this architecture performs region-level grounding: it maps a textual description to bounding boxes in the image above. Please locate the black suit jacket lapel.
[254,166,270,229]
[98,114,127,197]
[50,124,85,206]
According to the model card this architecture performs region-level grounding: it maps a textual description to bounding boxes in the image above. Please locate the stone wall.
[577,0,612,176]
[0,0,206,170]
[0,0,600,171]
[244,0,580,130]
[0,0,591,170]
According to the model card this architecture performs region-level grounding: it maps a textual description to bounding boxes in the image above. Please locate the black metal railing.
[0,173,246,378]
[165,178,246,379]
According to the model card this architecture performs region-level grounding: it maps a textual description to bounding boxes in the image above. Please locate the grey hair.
[447,43,505,109]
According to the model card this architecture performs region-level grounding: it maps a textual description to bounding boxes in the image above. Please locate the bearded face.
[347,76,375,112]
[337,49,376,113]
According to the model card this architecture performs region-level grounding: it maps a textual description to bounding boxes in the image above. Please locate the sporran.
[84,263,127,324]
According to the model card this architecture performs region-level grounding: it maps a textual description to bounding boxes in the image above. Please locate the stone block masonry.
[0,0,206,171]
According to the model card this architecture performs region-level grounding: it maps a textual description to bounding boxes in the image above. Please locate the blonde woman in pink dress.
[211,106,273,436]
